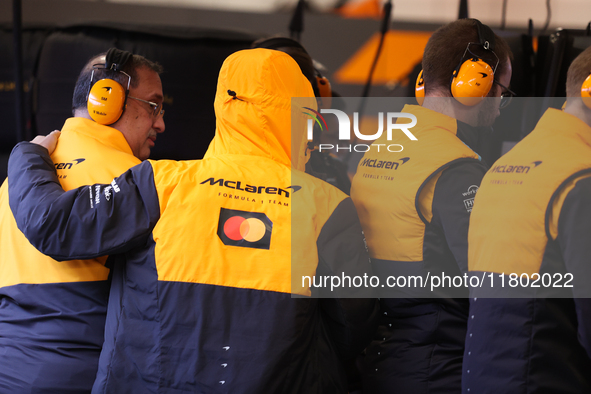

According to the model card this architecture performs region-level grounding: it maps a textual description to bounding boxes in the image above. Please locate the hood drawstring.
[227,90,245,102]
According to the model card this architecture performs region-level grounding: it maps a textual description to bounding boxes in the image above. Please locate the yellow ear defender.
[87,48,133,125]
[87,78,128,125]
[415,69,425,106]
[581,72,591,109]
[450,19,499,106]
[451,58,495,106]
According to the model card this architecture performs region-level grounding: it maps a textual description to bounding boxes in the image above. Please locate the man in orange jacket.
[0,48,164,393]
[8,48,378,393]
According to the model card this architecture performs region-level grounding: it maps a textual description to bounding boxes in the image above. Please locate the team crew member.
[252,36,352,194]
[8,49,379,393]
[0,48,164,393]
[463,46,591,394]
[350,18,512,393]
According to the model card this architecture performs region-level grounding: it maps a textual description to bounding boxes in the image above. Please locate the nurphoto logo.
[303,108,418,153]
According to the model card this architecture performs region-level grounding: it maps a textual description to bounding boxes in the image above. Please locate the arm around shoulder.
[8,142,161,261]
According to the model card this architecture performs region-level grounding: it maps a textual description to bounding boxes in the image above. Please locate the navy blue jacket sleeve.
[315,197,380,359]
[8,142,160,261]
[557,176,591,359]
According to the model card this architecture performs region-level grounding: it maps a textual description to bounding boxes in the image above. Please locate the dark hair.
[422,18,513,96]
[251,37,320,97]
[72,52,163,114]
[566,46,591,98]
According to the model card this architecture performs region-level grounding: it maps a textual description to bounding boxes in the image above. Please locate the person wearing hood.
[7,48,379,393]
[251,36,352,195]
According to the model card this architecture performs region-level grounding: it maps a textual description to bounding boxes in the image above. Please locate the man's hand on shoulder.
[31,130,61,155]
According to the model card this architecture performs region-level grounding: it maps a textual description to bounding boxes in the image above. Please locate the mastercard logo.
[217,208,273,249]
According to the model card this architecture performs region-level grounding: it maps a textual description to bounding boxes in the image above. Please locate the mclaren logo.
[479,72,488,78]
[286,186,302,193]
[54,158,86,170]
[360,157,410,170]
[200,177,295,197]
[490,161,542,174]
[102,86,112,92]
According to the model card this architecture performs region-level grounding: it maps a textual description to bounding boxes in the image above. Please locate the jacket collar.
[402,104,487,156]
[62,117,134,156]
[535,108,591,146]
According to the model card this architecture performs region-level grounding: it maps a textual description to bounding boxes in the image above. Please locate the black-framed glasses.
[494,80,516,109]
[128,96,165,118]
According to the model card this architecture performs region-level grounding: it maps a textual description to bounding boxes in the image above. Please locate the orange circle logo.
[223,216,267,242]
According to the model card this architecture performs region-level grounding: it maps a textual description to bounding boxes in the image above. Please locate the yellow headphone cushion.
[316,75,332,109]
[88,79,126,125]
[451,59,494,106]
[581,74,591,109]
[415,70,425,106]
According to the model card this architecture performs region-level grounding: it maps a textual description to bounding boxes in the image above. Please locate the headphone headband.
[471,18,496,51]
[252,37,332,104]
[449,19,498,106]
[252,37,309,55]
[105,48,133,72]
[416,19,499,106]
